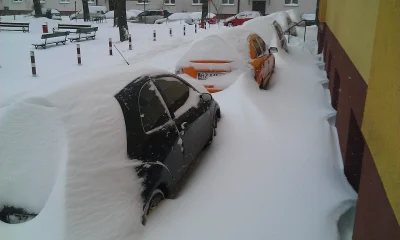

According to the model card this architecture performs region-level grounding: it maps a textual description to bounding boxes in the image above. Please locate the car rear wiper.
[0,206,37,224]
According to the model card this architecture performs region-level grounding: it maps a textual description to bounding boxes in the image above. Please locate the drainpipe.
[237,0,240,14]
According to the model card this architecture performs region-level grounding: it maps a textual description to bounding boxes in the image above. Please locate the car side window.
[256,36,267,55]
[139,81,170,133]
[155,77,190,115]
[252,39,263,57]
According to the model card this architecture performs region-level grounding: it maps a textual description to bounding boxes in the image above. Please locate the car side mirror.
[200,93,212,102]
[269,47,278,54]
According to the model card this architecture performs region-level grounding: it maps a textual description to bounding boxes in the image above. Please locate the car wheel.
[204,112,218,148]
[227,22,233,27]
[141,189,164,225]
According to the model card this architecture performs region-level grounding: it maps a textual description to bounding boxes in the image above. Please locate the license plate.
[197,72,225,80]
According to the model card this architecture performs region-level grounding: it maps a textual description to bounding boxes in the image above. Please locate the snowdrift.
[0,67,175,240]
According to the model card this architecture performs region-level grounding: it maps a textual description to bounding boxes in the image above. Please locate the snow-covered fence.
[108,38,112,56]
[76,44,81,65]
[30,51,36,77]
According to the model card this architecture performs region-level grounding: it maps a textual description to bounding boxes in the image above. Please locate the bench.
[68,27,98,42]
[32,31,70,49]
[0,22,30,32]
[53,23,91,33]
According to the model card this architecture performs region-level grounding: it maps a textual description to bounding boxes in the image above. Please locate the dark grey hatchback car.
[114,73,221,224]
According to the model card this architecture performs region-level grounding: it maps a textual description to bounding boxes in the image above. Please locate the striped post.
[76,44,81,65]
[153,30,156,41]
[195,24,197,33]
[128,34,132,50]
[30,51,36,77]
[205,23,207,30]
[183,25,186,36]
[109,38,112,56]
[170,28,172,37]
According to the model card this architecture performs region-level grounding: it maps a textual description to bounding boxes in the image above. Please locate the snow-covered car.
[31,8,61,20]
[175,28,278,93]
[69,5,107,20]
[188,12,217,24]
[104,10,143,20]
[0,68,221,228]
[130,10,171,24]
[155,12,192,24]
[224,11,261,27]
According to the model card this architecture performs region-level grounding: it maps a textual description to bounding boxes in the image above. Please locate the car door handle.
[181,122,188,130]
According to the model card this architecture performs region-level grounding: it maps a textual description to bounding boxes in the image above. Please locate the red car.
[223,11,261,27]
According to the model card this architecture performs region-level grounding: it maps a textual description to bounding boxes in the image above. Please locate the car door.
[154,75,212,166]
[137,81,184,181]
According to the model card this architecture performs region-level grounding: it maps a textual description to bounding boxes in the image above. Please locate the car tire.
[204,112,218,148]
[227,22,233,27]
[141,189,165,225]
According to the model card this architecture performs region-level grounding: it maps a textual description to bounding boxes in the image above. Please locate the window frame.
[137,0,150,5]
[284,0,299,7]
[221,0,234,5]
[138,81,172,134]
[164,0,175,5]
[192,0,202,5]
[59,0,70,3]
[13,0,23,2]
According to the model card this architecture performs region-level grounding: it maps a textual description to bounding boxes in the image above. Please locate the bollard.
[205,23,207,30]
[128,34,132,50]
[76,44,81,65]
[30,51,36,77]
[170,28,172,37]
[183,25,186,36]
[153,30,156,41]
[109,38,112,55]
[195,24,197,33]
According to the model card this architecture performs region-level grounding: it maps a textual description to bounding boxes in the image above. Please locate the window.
[222,0,234,5]
[165,0,175,4]
[256,36,266,55]
[137,0,149,4]
[284,0,298,6]
[236,12,247,19]
[13,0,22,2]
[252,39,263,57]
[155,77,190,114]
[192,0,201,5]
[59,0,70,3]
[139,82,170,132]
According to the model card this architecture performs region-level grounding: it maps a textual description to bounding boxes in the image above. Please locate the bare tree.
[82,0,90,21]
[210,0,224,23]
[113,0,118,27]
[201,0,208,25]
[116,0,129,41]
[33,0,42,17]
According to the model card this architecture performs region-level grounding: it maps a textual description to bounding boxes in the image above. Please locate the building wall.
[1,0,316,16]
[319,0,400,238]
[325,0,379,83]
[361,0,400,225]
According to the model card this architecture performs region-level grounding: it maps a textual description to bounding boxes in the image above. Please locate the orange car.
[175,29,278,93]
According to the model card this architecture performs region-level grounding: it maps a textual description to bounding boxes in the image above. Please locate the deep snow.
[0,9,357,240]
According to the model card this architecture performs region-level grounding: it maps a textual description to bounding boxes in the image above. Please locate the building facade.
[0,0,316,16]
[318,0,400,239]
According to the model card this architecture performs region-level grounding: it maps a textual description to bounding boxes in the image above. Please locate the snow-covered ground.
[0,11,357,240]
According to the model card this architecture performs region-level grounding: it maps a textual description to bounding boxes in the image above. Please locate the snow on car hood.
[0,66,172,240]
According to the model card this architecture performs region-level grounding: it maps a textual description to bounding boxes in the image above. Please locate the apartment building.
[318,0,400,239]
[1,0,316,16]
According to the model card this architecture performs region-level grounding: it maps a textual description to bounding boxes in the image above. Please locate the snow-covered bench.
[0,22,30,33]
[68,27,98,42]
[32,31,70,49]
[53,23,91,34]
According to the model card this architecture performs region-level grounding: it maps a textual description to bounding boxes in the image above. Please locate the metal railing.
[284,19,314,43]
